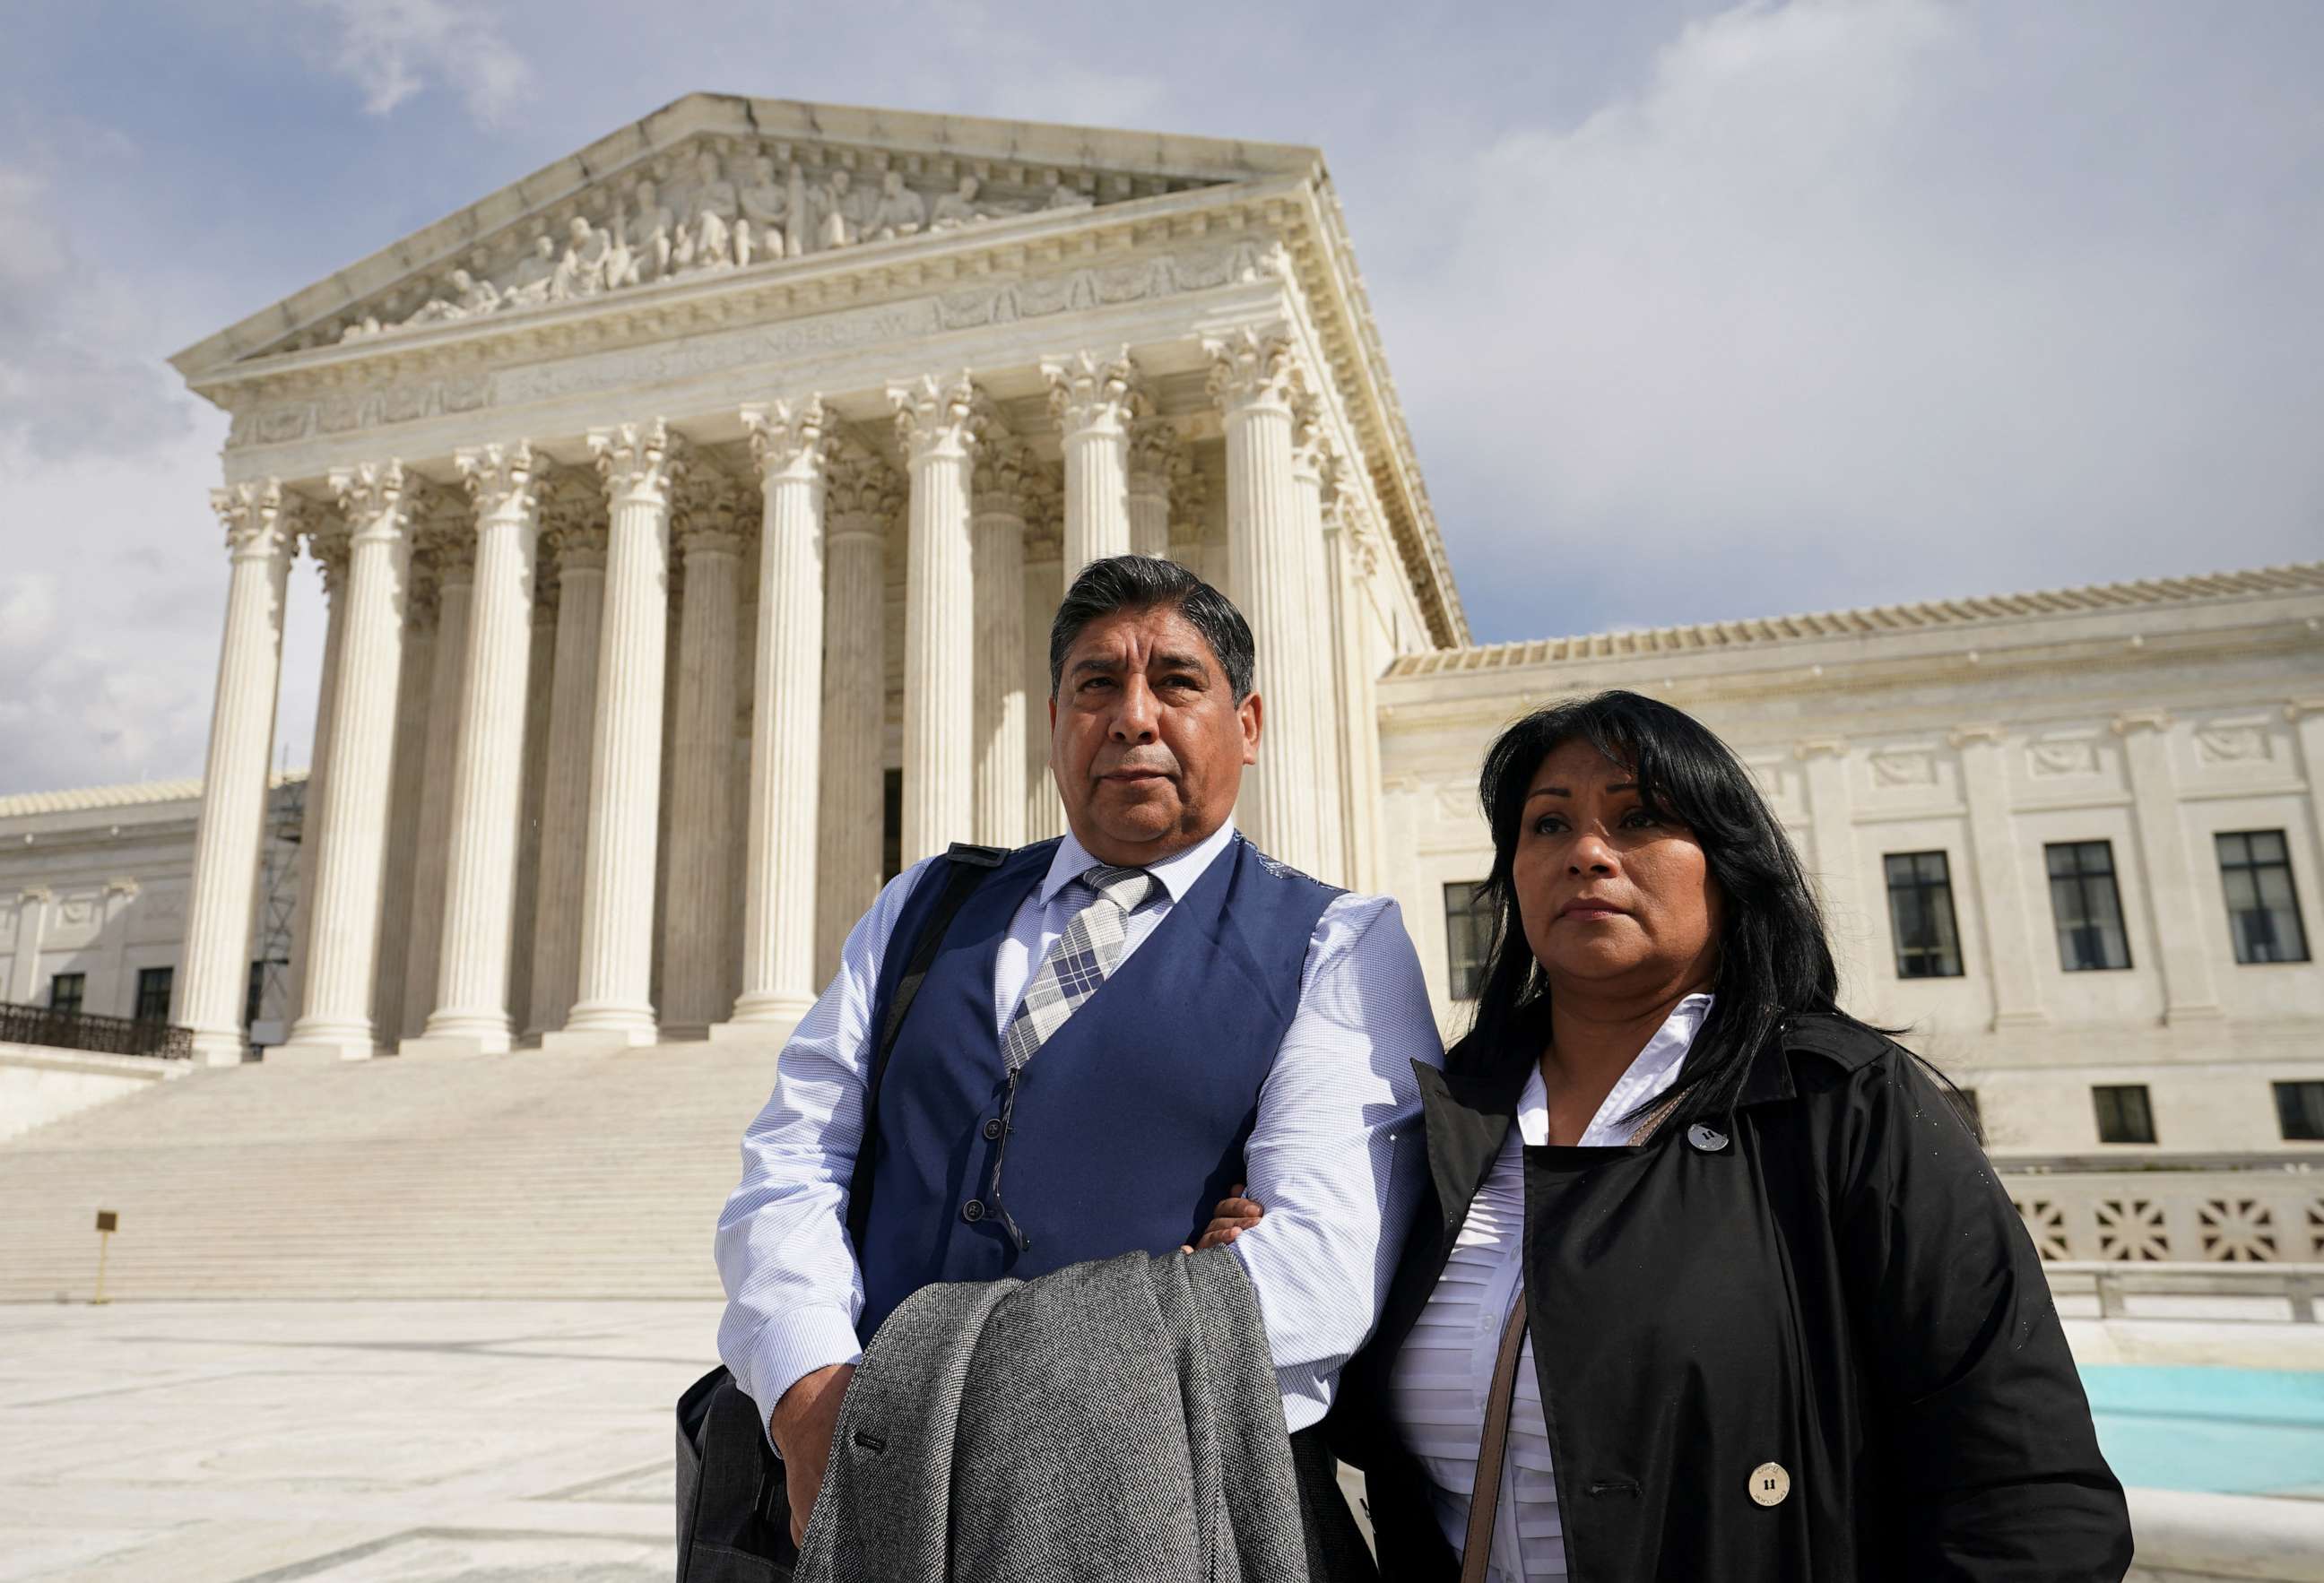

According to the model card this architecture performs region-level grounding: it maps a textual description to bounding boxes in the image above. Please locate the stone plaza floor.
[0,1300,724,1582]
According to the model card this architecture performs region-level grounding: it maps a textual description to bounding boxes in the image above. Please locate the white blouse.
[1386,994,1713,1582]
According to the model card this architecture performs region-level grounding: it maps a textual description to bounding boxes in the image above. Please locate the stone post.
[1206,328,1315,871]
[398,527,473,1041]
[812,446,896,984]
[2112,710,2224,1024]
[547,420,686,1049]
[1127,417,1177,562]
[278,463,425,1063]
[1043,349,1138,578]
[1794,738,1870,1007]
[889,374,980,868]
[505,565,559,1034]
[178,480,299,1064]
[663,478,746,1037]
[1290,396,1348,884]
[972,430,1031,849]
[369,562,436,1043]
[411,443,542,1056]
[716,399,831,1034]
[1949,725,2046,1029]
[526,503,608,1038]
[282,523,349,1029]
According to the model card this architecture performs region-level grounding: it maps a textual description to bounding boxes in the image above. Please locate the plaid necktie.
[999,863,1158,1072]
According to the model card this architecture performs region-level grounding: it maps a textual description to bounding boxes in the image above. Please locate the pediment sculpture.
[333,138,1127,347]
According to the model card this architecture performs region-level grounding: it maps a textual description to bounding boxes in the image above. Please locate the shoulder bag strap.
[1461,1085,1692,1581]
[843,843,1007,1250]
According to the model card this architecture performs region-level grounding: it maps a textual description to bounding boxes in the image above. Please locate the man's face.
[1048,605,1261,866]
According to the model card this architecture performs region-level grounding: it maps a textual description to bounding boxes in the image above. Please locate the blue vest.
[854,833,1338,1340]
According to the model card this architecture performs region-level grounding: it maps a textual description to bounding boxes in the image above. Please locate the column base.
[396,1034,501,1061]
[540,1024,660,1053]
[268,1036,377,1066]
[188,1029,251,1068]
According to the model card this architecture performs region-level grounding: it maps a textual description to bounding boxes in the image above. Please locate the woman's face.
[1513,739,1723,1000]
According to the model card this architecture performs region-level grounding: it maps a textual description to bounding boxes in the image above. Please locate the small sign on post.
[92,1210,117,1305]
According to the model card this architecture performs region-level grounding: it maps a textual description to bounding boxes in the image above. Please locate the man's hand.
[1182,1185,1265,1253]
[769,1362,855,1548]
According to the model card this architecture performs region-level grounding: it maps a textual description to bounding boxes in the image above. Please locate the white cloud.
[1385,0,2324,638]
[303,0,536,126]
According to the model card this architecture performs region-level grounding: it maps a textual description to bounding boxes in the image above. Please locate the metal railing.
[2043,1260,2320,1322]
[0,1000,195,1060]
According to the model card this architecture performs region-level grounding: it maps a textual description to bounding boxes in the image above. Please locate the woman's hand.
[1182,1185,1264,1252]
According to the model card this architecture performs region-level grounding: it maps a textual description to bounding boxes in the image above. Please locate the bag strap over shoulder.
[843,843,1008,1250]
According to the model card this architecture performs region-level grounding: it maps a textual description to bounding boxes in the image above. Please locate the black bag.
[674,843,1006,1582]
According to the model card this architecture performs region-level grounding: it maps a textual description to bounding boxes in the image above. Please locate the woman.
[1204,690,2129,1581]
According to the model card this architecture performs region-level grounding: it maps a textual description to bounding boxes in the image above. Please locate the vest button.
[982,1119,1003,1140]
[961,1200,984,1224]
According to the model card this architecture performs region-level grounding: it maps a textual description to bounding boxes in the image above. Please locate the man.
[714,555,1440,1557]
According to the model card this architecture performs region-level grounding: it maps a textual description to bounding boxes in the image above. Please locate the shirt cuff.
[747,1306,866,1455]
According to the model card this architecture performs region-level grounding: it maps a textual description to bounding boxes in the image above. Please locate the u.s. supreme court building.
[4,95,2322,1277]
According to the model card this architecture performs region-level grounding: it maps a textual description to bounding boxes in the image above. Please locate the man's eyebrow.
[1151,649,1211,676]
[1069,653,1124,678]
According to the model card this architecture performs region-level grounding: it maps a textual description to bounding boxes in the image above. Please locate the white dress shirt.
[715,820,1443,1437]
[1387,993,1713,1582]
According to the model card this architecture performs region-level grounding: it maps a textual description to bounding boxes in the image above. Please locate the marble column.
[178,481,299,1065]
[1044,349,1137,578]
[971,434,1031,849]
[100,878,138,1016]
[526,511,608,1037]
[1206,328,1316,872]
[2113,710,2224,1024]
[399,530,473,1042]
[1022,532,1067,843]
[410,443,542,1056]
[719,399,829,1034]
[1324,500,1385,893]
[505,567,559,1034]
[1126,418,1177,561]
[279,464,425,1063]
[369,566,436,1042]
[1949,725,2046,1030]
[1290,401,1348,884]
[548,420,686,1049]
[1794,738,1870,1007]
[282,524,350,1029]
[813,447,896,985]
[661,478,746,1034]
[889,374,980,868]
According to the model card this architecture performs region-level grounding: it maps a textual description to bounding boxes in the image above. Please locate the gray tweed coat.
[793,1246,1310,1583]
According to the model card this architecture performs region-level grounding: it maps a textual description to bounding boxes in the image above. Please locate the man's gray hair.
[1046,555,1257,702]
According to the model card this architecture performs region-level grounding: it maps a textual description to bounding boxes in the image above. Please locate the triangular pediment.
[170,94,1318,376]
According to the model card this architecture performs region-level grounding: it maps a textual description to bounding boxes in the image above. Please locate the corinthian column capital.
[328,460,447,542]
[673,474,747,558]
[825,442,904,532]
[454,440,543,521]
[1128,415,1181,487]
[587,420,689,507]
[210,479,307,561]
[1041,347,1142,438]
[1290,391,1340,493]
[741,397,831,485]
[307,518,354,594]
[1204,326,1305,417]
[889,372,982,463]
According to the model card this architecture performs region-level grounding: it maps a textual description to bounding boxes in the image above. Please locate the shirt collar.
[1039,818,1239,907]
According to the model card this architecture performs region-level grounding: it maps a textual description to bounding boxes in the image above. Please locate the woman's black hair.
[1465,688,1842,1128]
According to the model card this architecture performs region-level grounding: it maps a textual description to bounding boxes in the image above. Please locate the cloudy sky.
[2,0,2319,794]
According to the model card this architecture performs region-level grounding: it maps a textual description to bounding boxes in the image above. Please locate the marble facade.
[159,95,1455,1068]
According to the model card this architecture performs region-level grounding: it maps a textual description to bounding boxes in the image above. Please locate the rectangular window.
[2045,840,2133,972]
[2217,830,2311,965]
[134,966,174,1024]
[48,972,85,1016]
[2276,1081,2324,1143]
[1442,881,1493,1001]
[2094,1084,2157,1145]
[1884,851,1964,979]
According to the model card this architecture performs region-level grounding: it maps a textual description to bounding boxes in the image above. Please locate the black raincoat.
[1327,1012,2132,1582]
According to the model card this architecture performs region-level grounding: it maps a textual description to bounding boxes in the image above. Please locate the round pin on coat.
[1687,1123,1729,1153]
